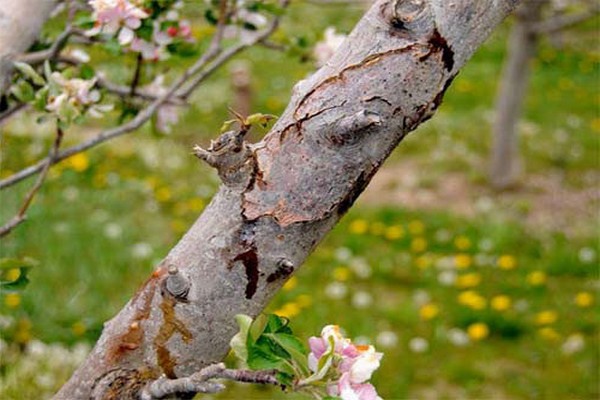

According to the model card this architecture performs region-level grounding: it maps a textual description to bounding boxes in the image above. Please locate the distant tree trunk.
[53,0,520,398]
[489,0,545,189]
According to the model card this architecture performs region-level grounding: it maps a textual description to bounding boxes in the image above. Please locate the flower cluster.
[307,325,383,400]
[46,72,111,122]
[87,0,193,60]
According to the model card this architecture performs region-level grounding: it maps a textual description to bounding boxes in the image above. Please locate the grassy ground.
[0,2,598,399]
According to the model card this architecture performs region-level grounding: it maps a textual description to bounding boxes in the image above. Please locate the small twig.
[129,53,144,96]
[140,363,282,400]
[96,77,186,105]
[17,26,76,65]
[0,3,290,191]
[0,126,64,238]
[531,6,600,34]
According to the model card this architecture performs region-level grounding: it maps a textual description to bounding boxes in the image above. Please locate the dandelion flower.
[527,271,546,286]
[467,323,489,341]
[497,255,517,270]
[574,292,593,308]
[535,310,558,325]
[419,303,439,320]
[491,295,511,311]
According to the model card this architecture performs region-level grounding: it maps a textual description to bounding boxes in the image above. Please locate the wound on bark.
[233,248,259,299]
[426,28,455,72]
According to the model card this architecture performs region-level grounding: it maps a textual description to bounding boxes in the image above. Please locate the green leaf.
[10,80,35,102]
[13,62,45,86]
[230,314,253,364]
[247,345,295,375]
[249,313,269,343]
[264,333,309,374]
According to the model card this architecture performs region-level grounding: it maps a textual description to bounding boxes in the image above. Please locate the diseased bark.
[489,0,546,189]
[56,1,520,398]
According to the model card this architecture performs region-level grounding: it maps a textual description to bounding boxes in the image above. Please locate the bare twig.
[0,3,289,191]
[16,26,77,65]
[96,77,187,105]
[129,53,144,96]
[532,5,600,33]
[0,126,64,238]
[140,363,281,400]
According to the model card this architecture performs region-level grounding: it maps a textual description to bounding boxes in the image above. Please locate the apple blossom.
[87,0,149,44]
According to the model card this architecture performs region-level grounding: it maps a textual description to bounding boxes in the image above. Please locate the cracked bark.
[55,1,520,398]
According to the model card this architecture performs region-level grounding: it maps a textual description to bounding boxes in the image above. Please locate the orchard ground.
[0,2,598,399]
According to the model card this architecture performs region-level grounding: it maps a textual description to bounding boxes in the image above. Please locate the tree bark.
[55,1,520,398]
[0,0,56,97]
[489,0,545,189]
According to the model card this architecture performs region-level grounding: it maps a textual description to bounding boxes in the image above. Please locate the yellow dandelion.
[4,293,21,308]
[333,267,350,281]
[71,321,87,337]
[467,323,489,341]
[384,225,404,240]
[535,310,558,325]
[274,302,300,318]
[454,254,472,269]
[349,219,368,235]
[411,237,427,253]
[574,292,594,308]
[458,290,487,310]
[296,294,312,308]
[454,235,471,251]
[527,271,546,286]
[5,268,20,282]
[491,295,511,312]
[155,187,172,203]
[66,153,90,172]
[415,255,431,270]
[497,255,517,270]
[456,273,482,289]
[408,220,425,235]
[538,327,560,342]
[282,276,297,291]
[15,318,32,344]
[419,303,439,320]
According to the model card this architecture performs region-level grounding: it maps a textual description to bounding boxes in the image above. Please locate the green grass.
[1,3,599,400]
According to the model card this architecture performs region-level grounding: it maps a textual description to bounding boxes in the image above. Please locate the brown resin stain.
[233,247,260,299]
[153,295,193,378]
[106,266,167,363]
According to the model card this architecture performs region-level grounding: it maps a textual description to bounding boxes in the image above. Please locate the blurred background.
[0,0,598,399]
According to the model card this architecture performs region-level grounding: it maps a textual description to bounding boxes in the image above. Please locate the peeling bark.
[55,1,520,398]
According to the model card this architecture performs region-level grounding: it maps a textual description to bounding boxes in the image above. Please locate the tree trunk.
[55,1,520,398]
[489,0,545,189]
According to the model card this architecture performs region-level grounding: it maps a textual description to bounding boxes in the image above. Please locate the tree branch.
[140,363,281,399]
[0,126,63,238]
[0,6,287,191]
[55,1,521,398]
[532,5,600,34]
